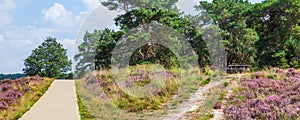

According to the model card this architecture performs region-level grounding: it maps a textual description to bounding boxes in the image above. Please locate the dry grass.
[0,78,54,120]
[75,65,217,119]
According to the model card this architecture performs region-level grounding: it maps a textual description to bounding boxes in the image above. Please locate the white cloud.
[0,12,13,27]
[0,35,3,52]
[0,25,75,73]
[0,0,15,27]
[43,3,81,28]
[59,38,76,58]
[0,0,15,11]
[43,1,104,28]
[82,0,101,11]
[0,35,4,42]
[3,26,71,49]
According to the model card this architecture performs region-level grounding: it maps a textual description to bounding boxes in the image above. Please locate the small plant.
[200,77,211,86]
[211,72,217,77]
[76,93,94,119]
[218,90,227,101]
[267,74,275,79]
[204,112,214,120]
[204,67,212,76]
[223,81,228,87]
[14,112,22,119]
[213,101,222,109]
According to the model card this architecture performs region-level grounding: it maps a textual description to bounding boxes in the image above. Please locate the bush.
[200,77,211,86]
[223,81,228,87]
[267,74,275,79]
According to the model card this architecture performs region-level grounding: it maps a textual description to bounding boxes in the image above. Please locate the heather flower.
[0,76,41,110]
[213,101,222,109]
[225,68,300,119]
[253,71,265,78]
[287,68,296,73]
[287,68,297,76]
[0,83,13,92]
[274,68,284,73]
[0,101,9,110]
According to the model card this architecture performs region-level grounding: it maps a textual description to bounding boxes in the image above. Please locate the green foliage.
[204,67,212,75]
[247,0,300,68]
[76,91,95,119]
[267,74,275,79]
[76,0,300,73]
[200,77,211,86]
[77,8,207,69]
[223,81,228,87]
[23,37,71,78]
[200,0,300,69]
[101,0,178,12]
[200,0,259,65]
[95,29,122,69]
[74,30,100,77]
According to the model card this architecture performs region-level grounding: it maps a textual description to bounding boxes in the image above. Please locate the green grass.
[75,85,95,120]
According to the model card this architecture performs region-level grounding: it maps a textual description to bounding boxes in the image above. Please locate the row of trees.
[201,0,300,68]
[74,0,300,76]
[22,0,300,78]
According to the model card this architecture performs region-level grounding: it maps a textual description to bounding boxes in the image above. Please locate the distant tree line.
[0,73,26,80]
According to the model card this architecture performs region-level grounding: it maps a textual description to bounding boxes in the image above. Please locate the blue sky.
[0,0,105,74]
[0,0,262,74]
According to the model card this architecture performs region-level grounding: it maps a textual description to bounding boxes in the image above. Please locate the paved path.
[20,80,80,120]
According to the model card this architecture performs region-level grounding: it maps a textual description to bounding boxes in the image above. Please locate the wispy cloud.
[81,0,101,11]
[0,0,15,28]
[0,35,4,42]
[0,25,74,73]
[0,0,15,10]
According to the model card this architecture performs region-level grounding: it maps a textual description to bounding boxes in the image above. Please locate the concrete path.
[20,80,80,120]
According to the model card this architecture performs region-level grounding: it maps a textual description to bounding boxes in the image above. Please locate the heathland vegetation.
[1,0,299,119]
[74,0,300,119]
[0,76,54,119]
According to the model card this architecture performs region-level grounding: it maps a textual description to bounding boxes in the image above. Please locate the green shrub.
[212,72,217,77]
[267,74,275,79]
[205,69,212,76]
[223,81,229,87]
[200,77,211,86]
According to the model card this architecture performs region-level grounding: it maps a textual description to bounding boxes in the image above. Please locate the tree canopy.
[75,0,300,72]
[23,37,71,78]
[201,0,300,68]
